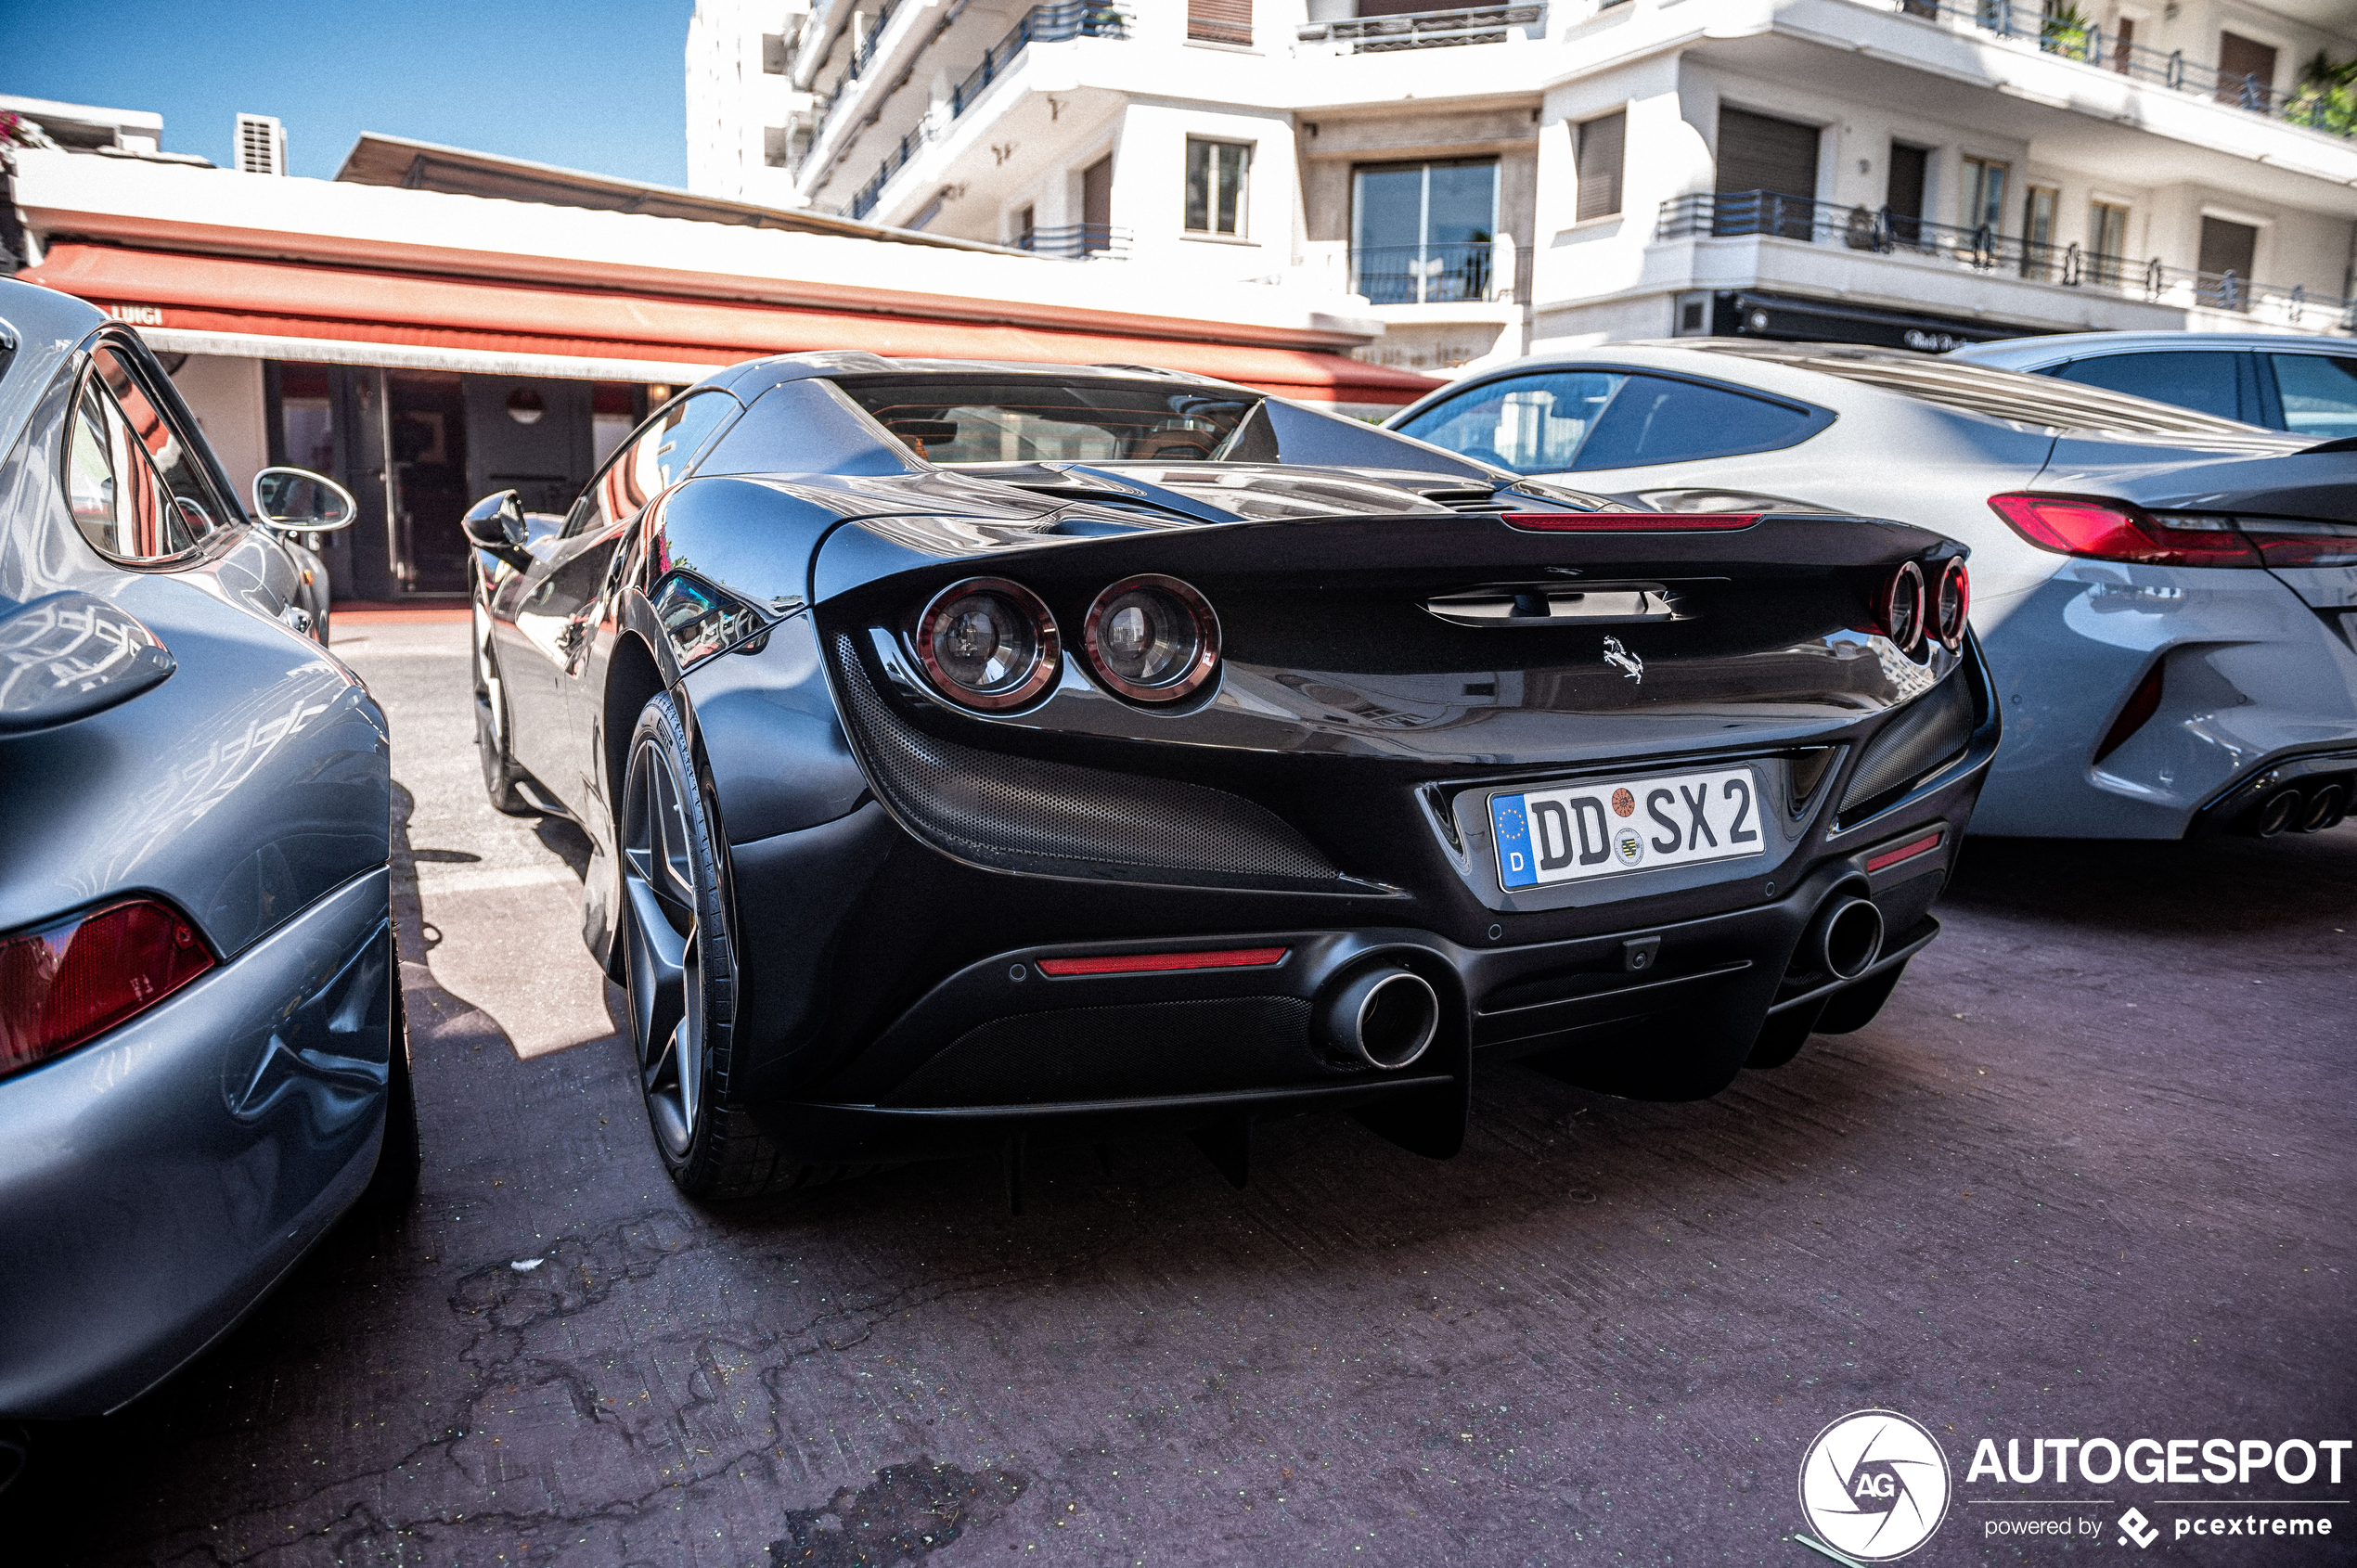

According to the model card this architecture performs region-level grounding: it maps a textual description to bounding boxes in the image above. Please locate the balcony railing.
[1349,241,1532,304]
[951,1,1128,118]
[1884,0,2352,139]
[1658,191,2357,330]
[1297,3,1544,53]
[1015,223,1131,258]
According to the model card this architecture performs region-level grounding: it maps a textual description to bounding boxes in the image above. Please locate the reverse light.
[1988,493,2260,568]
[1880,560,1926,654]
[1501,511,1759,533]
[2223,516,2357,570]
[1083,574,1221,703]
[1,899,214,1079]
[1933,558,1969,650]
[915,577,1060,711]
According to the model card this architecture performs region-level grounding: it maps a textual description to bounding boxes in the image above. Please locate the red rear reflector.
[1864,831,1944,874]
[2238,518,2357,570]
[2093,661,2165,764]
[1501,512,1759,533]
[1037,946,1290,977]
[1987,493,2260,568]
[1,899,215,1078]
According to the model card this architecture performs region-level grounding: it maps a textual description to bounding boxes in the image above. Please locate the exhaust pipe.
[1808,895,1885,982]
[2255,789,2301,837]
[1320,967,1438,1071]
[2298,783,2348,834]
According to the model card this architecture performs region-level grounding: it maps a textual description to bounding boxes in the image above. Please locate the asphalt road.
[7,617,2353,1568]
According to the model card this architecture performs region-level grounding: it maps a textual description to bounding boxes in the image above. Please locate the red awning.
[25,244,1440,405]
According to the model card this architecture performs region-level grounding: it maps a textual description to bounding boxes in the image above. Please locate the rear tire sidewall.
[473,616,532,816]
[622,693,742,1195]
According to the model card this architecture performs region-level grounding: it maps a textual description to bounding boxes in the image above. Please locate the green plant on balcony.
[2038,2,2092,63]
[2286,51,2356,136]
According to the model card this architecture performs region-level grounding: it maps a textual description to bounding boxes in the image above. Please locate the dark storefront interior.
[264,363,645,600]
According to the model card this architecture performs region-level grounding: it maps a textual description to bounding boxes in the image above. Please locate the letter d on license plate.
[1490,766,1764,890]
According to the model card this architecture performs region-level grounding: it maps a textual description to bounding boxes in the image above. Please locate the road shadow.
[1942,821,2357,939]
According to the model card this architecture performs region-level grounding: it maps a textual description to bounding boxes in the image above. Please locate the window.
[1885,144,1928,247]
[2264,354,2357,442]
[2216,32,2278,108]
[65,342,225,561]
[2112,15,2134,71]
[761,32,790,71]
[1081,154,1114,253]
[1392,370,1821,475]
[1186,0,1252,45]
[1960,156,2007,233]
[2048,353,2248,423]
[1715,109,1819,240]
[1186,139,1251,236]
[1012,204,1036,250]
[564,390,740,537]
[1575,110,1625,223]
[1351,160,1497,303]
[2197,216,2259,310]
[2021,186,2058,279]
[2089,201,2131,285]
[764,127,793,168]
[836,379,1261,463]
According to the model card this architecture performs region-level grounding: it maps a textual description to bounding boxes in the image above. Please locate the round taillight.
[914,578,1060,710]
[1934,558,1969,650]
[1881,560,1926,655]
[1083,574,1221,703]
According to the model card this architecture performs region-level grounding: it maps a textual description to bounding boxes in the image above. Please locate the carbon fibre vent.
[883,996,1333,1107]
[831,634,1352,891]
[1419,487,1515,513]
[1838,672,1976,823]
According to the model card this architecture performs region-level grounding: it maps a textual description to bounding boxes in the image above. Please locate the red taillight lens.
[1988,493,2260,567]
[1933,558,1969,649]
[1500,511,1759,533]
[1881,560,1926,652]
[1036,946,1289,977]
[0,899,214,1078]
[2093,661,2165,764]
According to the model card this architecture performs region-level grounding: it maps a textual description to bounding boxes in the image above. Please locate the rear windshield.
[835,379,1261,464]
[1687,340,2299,448]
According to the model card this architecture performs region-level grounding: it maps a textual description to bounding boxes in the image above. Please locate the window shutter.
[1714,108,1819,199]
[1188,0,1253,45]
[1575,111,1625,222]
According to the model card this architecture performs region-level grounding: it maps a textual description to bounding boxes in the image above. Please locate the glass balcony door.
[1351,160,1498,305]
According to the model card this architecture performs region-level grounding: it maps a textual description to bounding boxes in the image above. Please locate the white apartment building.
[687,0,2357,370]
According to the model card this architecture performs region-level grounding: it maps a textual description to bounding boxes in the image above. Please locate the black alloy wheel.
[619,693,860,1202]
[472,609,533,816]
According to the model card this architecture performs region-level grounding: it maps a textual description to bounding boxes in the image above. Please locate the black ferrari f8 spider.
[466,353,1996,1201]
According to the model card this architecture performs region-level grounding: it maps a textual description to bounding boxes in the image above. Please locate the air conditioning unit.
[234,113,286,176]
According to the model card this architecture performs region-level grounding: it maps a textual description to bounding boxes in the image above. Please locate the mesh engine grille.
[833,633,1346,889]
[883,996,1333,1107]
[1840,669,1975,818]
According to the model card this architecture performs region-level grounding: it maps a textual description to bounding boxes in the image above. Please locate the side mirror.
[251,467,358,533]
[461,490,532,568]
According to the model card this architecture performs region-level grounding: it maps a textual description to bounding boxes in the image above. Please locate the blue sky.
[1,0,697,186]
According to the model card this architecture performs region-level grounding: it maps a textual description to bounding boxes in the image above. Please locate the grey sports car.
[0,277,409,1421]
[1388,341,2357,841]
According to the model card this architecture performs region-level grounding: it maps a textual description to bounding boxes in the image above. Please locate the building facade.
[692,0,2357,370]
[5,99,1428,603]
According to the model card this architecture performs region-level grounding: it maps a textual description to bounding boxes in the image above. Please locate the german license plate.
[1490,765,1765,890]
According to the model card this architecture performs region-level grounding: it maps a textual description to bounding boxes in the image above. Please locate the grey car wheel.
[619,692,870,1202]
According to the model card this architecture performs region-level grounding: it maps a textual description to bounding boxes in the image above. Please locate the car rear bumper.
[0,867,393,1420]
[1970,563,2357,838]
[750,814,1964,1167]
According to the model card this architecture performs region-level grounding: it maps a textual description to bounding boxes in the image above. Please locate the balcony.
[1659,191,2357,332]
[1878,0,2353,140]
[1015,223,1133,259]
[952,1,1129,117]
[1296,3,1545,54]
[1350,241,1532,304]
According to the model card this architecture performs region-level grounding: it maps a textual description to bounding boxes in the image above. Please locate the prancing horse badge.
[1604,636,1643,684]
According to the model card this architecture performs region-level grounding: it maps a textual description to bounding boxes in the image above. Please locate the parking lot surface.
[7,617,2352,1566]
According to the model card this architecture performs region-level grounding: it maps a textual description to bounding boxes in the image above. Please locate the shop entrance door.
[384,371,590,596]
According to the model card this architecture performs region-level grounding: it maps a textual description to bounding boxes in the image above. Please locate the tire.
[472,612,534,816]
[1813,960,1907,1035]
[363,958,421,1213]
[619,691,863,1202]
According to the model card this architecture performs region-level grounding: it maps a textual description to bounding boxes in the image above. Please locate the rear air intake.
[1839,673,1976,824]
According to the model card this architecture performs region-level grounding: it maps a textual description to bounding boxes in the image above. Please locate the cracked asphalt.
[6,617,2352,1567]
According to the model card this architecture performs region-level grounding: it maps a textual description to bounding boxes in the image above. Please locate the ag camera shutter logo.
[1798,1409,1953,1561]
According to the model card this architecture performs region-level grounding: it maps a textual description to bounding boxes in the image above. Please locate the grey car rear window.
[1691,340,2286,444]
